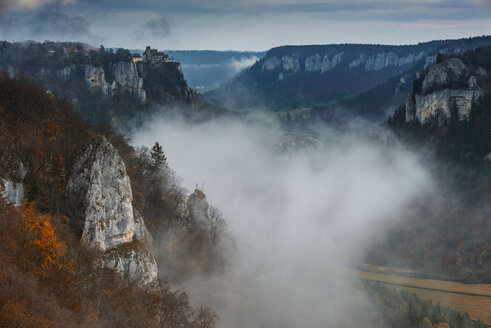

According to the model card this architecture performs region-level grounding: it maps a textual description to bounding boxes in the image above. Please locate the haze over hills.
[163,50,265,91]
[206,36,491,119]
[0,37,490,328]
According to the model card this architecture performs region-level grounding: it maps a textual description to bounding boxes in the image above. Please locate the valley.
[351,268,491,325]
[0,2,490,325]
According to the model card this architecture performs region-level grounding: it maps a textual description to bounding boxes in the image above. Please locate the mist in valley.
[131,116,434,327]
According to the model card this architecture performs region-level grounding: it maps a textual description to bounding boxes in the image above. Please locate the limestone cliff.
[405,58,485,125]
[85,62,146,103]
[112,61,146,103]
[187,189,211,223]
[85,65,111,96]
[0,161,26,207]
[67,137,157,285]
[0,178,24,207]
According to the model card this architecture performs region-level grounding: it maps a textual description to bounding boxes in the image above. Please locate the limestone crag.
[85,65,111,96]
[261,57,281,72]
[103,241,158,286]
[68,137,157,285]
[413,89,483,125]
[281,55,300,72]
[67,137,135,251]
[422,58,468,94]
[0,178,24,207]
[405,58,484,125]
[134,209,153,246]
[187,189,211,223]
[0,160,26,207]
[305,54,322,72]
[85,62,146,103]
[112,61,146,103]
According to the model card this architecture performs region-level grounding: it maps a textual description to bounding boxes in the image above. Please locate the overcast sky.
[1,0,490,50]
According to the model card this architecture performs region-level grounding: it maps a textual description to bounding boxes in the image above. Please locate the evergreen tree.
[150,142,168,169]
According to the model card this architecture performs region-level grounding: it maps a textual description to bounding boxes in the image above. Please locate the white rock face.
[321,55,331,73]
[68,137,158,285]
[321,53,343,73]
[305,54,322,72]
[398,52,425,66]
[134,209,153,246]
[414,89,483,124]
[365,52,398,70]
[262,56,281,72]
[0,178,24,207]
[103,241,158,286]
[85,65,111,96]
[187,189,211,223]
[349,54,367,68]
[112,61,146,103]
[331,53,344,69]
[67,137,135,251]
[422,58,468,94]
[281,55,300,72]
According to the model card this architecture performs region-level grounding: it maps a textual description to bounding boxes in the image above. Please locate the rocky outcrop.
[281,55,300,72]
[85,65,111,96]
[68,137,157,285]
[68,137,135,251]
[0,178,24,207]
[349,54,367,68]
[187,189,211,223]
[112,61,146,103]
[422,58,468,94]
[413,89,483,124]
[365,52,399,70]
[85,62,146,103]
[0,161,26,207]
[103,241,158,286]
[134,209,153,246]
[261,56,281,72]
[305,54,322,72]
[405,58,484,125]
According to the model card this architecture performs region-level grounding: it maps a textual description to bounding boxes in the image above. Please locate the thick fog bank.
[131,117,433,328]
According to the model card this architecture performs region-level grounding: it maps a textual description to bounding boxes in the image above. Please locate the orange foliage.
[19,201,72,277]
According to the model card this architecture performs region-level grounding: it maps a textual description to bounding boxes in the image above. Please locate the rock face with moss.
[68,137,157,285]
[405,58,484,125]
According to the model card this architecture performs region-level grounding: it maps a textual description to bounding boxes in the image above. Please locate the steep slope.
[0,41,228,125]
[374,46,491,282]
[207,36,491,113]
[0,73,225,326]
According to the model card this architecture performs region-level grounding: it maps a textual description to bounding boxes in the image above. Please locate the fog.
[131,116,433,327]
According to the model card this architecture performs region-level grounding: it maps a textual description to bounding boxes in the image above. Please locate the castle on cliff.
[142,46,172,65]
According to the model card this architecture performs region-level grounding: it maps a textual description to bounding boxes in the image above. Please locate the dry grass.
[350,269,491,324]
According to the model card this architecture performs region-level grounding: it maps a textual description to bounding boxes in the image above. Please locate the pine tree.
[150,142,168,169]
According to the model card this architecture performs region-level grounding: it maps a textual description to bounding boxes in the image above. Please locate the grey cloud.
[142,17,171,37]
[132,116,433,327]
[29,4,90,38]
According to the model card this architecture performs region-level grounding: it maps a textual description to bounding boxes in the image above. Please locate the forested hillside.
[0,41,228,126]
[207,36,491,114]
[0,73,226,327]
[372,46,491,283]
